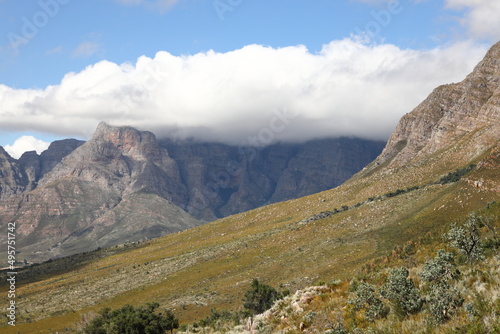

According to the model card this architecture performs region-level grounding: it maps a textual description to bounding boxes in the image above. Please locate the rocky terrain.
[160,137,384,220]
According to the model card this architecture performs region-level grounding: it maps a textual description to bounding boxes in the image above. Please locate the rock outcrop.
[0,124,199,264]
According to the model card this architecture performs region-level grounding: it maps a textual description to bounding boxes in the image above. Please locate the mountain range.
[0,124,384,264]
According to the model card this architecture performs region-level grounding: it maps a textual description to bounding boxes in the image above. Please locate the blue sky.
[0,0,499,158]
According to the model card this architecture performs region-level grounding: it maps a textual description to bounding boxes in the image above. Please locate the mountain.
[1,41,497,334]
[0,139,84,200]
[159,137,384,220]
[0,124,200,264]
[378,40,499,168]
[0,123,384,264]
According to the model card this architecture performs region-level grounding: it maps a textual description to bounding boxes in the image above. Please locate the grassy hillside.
[0,139,498,333]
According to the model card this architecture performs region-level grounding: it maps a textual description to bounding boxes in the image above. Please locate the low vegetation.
[173,205,499,333]
[0,157,496,333]
[78,302,179,334]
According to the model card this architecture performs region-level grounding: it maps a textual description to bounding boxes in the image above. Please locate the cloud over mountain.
[0,39,488,144]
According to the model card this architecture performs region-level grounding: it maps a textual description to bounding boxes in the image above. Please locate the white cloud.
[46,46,63,55]
[0,38,489,144]
[4,136,50,159]
[445,0,500,41]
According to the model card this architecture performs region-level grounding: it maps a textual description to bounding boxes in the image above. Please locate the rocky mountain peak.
[40,122,187,205]
[92,122,159,160]
[376,41,500,168]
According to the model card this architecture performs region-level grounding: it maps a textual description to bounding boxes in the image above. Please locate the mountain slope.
[0,139,84,200]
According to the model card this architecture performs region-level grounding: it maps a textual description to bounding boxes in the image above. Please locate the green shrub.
[348,282,389,322]
[426,283,464,324]
[444,214,485,263]
[380,267,422,318]
[79,302,179,334]
[243,279,282,315]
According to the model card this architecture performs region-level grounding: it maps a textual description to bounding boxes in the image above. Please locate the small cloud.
[445,0,500,41]
[113,0,181,13]
[46,45,63,55]
[72,41,102,58]
[4,136,50,159]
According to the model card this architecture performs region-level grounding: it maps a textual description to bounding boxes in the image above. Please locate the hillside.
[0,42,498,334]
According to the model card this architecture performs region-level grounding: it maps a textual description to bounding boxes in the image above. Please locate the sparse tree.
[243,279,281,315]
[444,214,484,262]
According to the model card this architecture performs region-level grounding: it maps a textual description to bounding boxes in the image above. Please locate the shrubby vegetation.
[76,206,498,334]
[176,207,499,333]
[348,282,389,322]
[437,164,476,184]
[79,302,178,334]
[379,266,422,318]
[243,278,283,315]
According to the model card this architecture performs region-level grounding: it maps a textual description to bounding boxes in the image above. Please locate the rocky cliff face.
[0,124,199,264]
[377,41,500,168]
[41,123,187,204]
[160,137,384,220]
[0,147,26,200]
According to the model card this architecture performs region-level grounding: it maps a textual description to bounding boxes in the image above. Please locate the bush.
[380,267,422,317]
[420,250,459,283]
[80,302,179,334]
[243,279,282,315]
[444,214,485,263]
[437,164,475,184]
[426,283,464,324]
[420,249,464,324]
[348,282,389,322]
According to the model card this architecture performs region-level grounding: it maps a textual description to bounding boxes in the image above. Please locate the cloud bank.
[0,38,488,145]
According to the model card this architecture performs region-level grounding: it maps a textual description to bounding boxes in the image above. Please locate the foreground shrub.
[380,266,423,318]
[348,282,389,322]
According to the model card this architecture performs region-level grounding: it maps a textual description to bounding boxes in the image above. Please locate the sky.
[0,0,499,158]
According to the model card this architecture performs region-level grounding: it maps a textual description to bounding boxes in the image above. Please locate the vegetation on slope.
[0,153,496,334]
[175,203,499,333]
